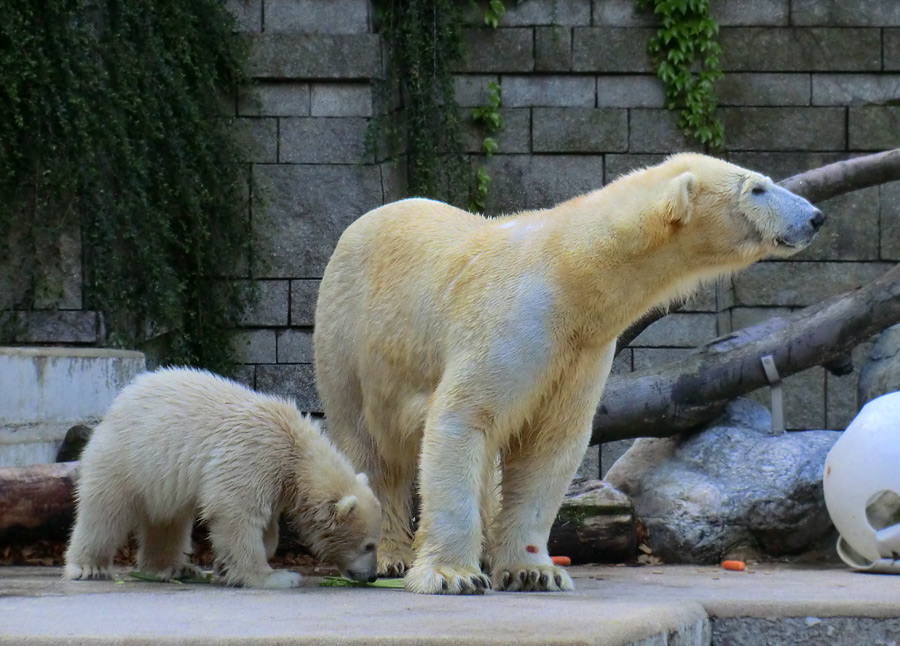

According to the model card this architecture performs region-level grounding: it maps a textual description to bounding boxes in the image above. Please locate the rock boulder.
[605,399,840,564]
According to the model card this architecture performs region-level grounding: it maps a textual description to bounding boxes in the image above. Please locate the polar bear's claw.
[493,564,573,592]
[377,539,414,577]
[405,564,491,595]
[379,561,408,577]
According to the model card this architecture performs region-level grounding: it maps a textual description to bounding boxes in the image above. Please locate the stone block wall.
[221,0,401,408]
[8,1,900,468]
[450,0,900,443]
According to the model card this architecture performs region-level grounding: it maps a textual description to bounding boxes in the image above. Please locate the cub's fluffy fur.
[64,367,381,588]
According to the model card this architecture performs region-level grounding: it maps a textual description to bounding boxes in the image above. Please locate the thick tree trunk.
[594,263,900,443]
[0,462,78,536]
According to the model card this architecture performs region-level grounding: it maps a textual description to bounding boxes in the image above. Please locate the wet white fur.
[64,367,381,588]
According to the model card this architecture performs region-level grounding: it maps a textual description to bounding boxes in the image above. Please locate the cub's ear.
[356,472,369,487]
[660,171,696,225]
[335,494,358,519]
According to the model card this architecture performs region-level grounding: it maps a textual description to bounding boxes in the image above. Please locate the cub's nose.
[367,574,377,583]
[810,209,825,230]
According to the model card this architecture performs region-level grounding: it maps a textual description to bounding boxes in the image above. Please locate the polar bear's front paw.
[64,563,111,580]
[404,563,492,595]
[493,564,574,592]
[259,569,304,589]
[377,540,414,577]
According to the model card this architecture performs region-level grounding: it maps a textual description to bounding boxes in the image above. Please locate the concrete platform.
[1,565,899,645]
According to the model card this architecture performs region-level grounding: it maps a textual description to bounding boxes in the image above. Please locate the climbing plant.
[0,0,252,372]
[470,80,504,213]
[370,0,513,210]
[369,0,469,205]
[636,0,725,150]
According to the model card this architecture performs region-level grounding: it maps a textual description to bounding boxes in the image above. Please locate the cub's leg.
[404,396,493,595]
[135,512,201,581]
[488,424,591,592]
[208,513,302,589]
[64,484,135,580]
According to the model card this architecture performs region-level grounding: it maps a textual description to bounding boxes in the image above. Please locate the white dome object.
[823,392,900,573]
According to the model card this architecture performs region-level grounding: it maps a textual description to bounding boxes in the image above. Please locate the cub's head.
[652,154,824,266]
[306,472,382,583]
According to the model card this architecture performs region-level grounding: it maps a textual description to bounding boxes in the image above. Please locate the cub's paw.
[377,540,414,577]
[493,565,574,592]
[64,563,111,580]
[256,569,304,589]
[144,563,203,582]
[405,563,492,595]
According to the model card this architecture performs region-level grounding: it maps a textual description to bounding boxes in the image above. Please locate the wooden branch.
[0,462,78,534]
[593,262,900,443]
[615,148,900,355]
[780,148,900,203]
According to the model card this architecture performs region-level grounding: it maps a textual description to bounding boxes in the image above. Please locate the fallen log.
[594,262,900,443]
[0,462,78,537]
[548,479,637,564]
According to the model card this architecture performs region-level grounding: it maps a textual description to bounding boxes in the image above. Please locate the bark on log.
[0,462,78,535]
[616,149,900,355]
[779,148,900,204]
[548,480,637,563]
[593,262,900,443]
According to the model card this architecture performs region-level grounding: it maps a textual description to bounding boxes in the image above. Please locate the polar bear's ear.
[660,171,696,225]
[335,494,358,519]
[356,472,369,487]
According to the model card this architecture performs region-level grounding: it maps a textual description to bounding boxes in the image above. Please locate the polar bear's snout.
[342,551,378,583]
[744,179,825,254]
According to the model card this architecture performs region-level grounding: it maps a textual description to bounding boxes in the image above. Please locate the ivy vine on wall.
[0,0,252,372]
[369,0,470,206]
[636,0,726,150]
[370,0,512,211]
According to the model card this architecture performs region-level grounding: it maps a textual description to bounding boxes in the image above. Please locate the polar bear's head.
[305,472,382,583]
[651,154,825,266]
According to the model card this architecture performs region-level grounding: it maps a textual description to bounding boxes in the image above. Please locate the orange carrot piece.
[722,560,746,571]
[551,556,572,566]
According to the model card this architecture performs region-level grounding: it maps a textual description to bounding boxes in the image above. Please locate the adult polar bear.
[314,153,824,594]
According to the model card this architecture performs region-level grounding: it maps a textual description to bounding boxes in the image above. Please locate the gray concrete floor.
[1,564,899,645]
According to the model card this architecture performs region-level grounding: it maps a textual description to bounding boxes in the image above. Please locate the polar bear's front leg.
[208,515,302,589]
[488,427,592,592]
[404,407,493,595]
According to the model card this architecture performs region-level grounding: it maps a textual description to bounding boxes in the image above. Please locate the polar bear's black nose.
[810,209,825,230]
[367,574,377,583]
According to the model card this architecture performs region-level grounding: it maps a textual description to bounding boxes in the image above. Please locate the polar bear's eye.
[364,543,376,552]
[751,185,766,196]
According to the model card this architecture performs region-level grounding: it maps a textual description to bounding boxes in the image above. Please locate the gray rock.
[605,399,840,564]
[858,322,900,405]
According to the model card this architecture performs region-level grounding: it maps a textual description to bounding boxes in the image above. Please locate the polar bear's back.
[79,367,302,519]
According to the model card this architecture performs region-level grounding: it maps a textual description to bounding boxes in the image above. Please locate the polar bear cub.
[64,367,381,588]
